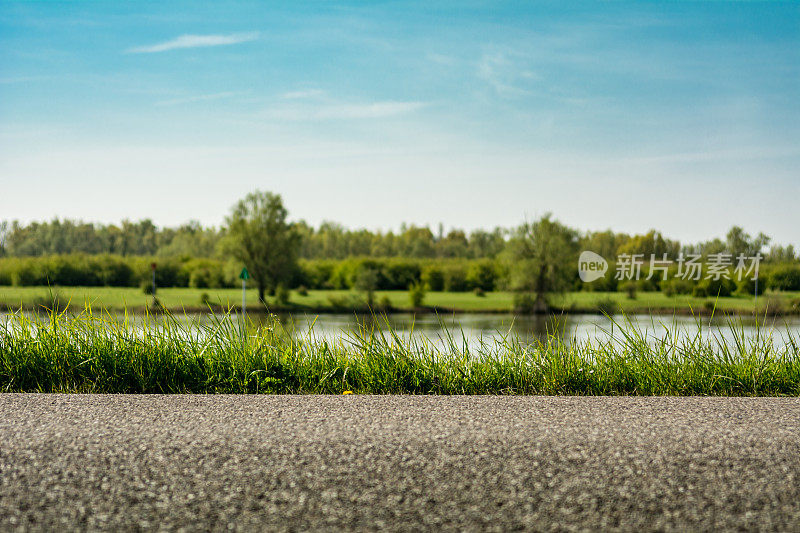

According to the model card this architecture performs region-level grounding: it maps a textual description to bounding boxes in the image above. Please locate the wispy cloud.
[155,91,241,106]
[281,89,326,100]
[477,51,536,98]
[427,53,457,66]
[0,75,52,84]
[127,32,259,53]
[264,100,427,120]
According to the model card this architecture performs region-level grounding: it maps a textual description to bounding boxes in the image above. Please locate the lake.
[263,312,800,350]
[4,311,799,351]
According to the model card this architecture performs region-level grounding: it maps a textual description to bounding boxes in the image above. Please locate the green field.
[1,285,799,315]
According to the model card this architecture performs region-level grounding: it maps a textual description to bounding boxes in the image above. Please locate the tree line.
[1,191,798,308]
[0,217,506,260]
[1,207,796,264]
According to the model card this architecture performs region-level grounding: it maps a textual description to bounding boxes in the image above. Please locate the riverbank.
[1,309,799,395]
[1,286,799,316]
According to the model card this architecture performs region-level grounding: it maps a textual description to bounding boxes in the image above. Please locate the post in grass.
[238,267,250,340]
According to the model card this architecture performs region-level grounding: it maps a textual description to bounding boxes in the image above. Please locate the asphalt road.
[1,395,799,532]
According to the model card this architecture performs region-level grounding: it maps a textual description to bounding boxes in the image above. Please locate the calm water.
[270,312,800,349]
[4,311,800,350]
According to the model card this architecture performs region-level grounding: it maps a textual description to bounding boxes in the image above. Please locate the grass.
[1,306,798,395]
[1,285,799,315]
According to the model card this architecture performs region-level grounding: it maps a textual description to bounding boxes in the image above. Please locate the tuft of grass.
[0,305,798,395]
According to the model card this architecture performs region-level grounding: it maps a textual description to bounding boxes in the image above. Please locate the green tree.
[354,266,379,307]
[507,214,579,312]
[580,230,630,260]
[726,226,770,258]
[0,221,7,257]
[435,229,469,258]
[768,244,797,262]
[617,230,679,259]
[408,280,426,308]
[398,225,435,257]
[223,191,301,304]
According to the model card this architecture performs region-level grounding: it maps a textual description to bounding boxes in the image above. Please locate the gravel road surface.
[1,395,798,531]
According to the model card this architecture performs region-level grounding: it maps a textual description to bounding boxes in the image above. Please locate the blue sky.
[1,1,798,246]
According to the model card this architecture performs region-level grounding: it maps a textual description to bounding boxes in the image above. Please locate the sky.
[1,1,798,247]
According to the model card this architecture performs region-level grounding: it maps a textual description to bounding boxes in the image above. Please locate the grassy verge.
[1,307,798,395]
[1,286,799,315]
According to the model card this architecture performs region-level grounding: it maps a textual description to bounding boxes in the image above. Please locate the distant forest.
[1,218,797,262]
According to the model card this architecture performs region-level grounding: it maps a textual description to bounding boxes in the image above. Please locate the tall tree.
[726,226,770,258]
[0,221,7,257]
[508,214,579,312]
[223,191,301,304]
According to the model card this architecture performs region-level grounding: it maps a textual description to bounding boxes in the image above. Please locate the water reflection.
[267,312,800,350]
[4,310,799,350]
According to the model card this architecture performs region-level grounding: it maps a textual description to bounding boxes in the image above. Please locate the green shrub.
[692,286,708,298]
[383,260,421,290]
[329,261,355,289]
[378,295,393,312]
[581,264,617,292]
[275,284,291,306]
[10,259,46,286]
[442,264,469,292]
[762,295,785,315]
[199,292,212,307]
[595,297,617,315]
[513,292,536,314]
[46,255,90,286]
[141,279,155,295]
[296,285,309,296]
[701,277,736,298]
[298,260,336,289]
[661,278,694,296]
[409,281,426,308]
[141,259,188,288]
[189,268,213,288]
[466,260,496,291]
[33,289,69,313]
[184,259,226,289]
[473,287,485,297]
[421,266,444,291]
[736,276,766,296]
[327,293,364,310]
[768,265,800,291]
[354,267,379,307]
[621,282,637,300]
[636,278,659,292]
[95,256,135,286]
[0,255,508,294]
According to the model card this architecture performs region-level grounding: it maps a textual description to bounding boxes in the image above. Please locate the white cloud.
[127,32,259,53]
[265,101,427,120]
[477,51,534,97]
[281,89,326,100]
[155,91,240,106]
[427,53,457,66]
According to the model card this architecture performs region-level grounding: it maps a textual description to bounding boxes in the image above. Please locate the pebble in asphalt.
[0,394,799,531]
